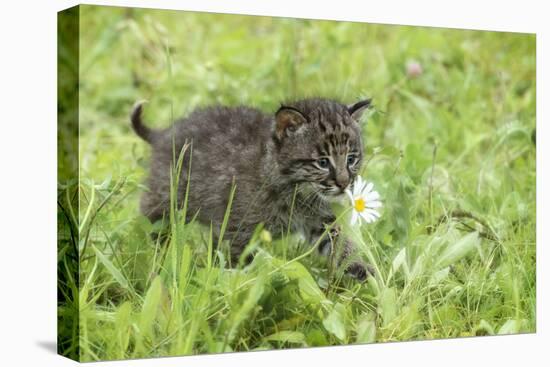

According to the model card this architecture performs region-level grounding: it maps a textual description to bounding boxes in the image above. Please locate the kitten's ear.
[348,98,372,121]
[275,106,308,140]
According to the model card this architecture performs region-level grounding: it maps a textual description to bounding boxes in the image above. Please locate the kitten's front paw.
[345,262,375,282]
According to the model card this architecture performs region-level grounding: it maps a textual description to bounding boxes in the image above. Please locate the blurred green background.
[59,5,535,361]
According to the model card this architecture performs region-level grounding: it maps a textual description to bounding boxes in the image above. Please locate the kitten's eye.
[316,158,330,169]
[347,154,358,166]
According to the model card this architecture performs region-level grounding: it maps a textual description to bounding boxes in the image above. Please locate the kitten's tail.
[131,101,158,144]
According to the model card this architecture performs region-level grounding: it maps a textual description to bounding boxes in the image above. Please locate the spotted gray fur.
[131,97,373,280]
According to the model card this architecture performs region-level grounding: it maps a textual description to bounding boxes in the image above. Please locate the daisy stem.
[362,229,386,288]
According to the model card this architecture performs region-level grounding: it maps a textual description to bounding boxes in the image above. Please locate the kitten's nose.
[335,169,350,191]
[335,179,349,191]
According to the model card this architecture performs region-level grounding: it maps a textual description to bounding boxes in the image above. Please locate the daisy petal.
[345,189,354,205]
[365,191,380,201]
[366,200,382,208]
[350,211,358,226]
[365,208,380,218]
[353,176,365,196]
[365,182,373,194]
[360,211,374,223]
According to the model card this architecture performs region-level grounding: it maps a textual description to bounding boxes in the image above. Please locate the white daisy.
[345,176,382,226]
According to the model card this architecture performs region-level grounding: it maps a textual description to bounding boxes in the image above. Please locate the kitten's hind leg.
[140,189,169,223]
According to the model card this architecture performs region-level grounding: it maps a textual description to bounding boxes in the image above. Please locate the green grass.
[57,5,536,362]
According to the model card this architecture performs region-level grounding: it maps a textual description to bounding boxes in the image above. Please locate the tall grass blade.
[91,245,129,290]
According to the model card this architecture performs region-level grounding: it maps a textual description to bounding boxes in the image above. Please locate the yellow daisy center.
[354,198,366,212]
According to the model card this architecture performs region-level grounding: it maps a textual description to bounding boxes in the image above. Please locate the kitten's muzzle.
[334,170,350,191]
[326,184,349,196]
[335,179,349,190]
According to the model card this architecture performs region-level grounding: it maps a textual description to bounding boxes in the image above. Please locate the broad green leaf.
[115,301,132,329]
[409,253,426,281]
[226,273,266,343]
[498,319,525,335]
[306,329,329,347]
[279,260,327,306]
[355,313,376,343]
[436,232,480,268]
[397,301,422,339]
[115,302,132,355]
[392,247,407,272]
[378,287,398,327]
[323,302,347,341]
[264,331,306,344]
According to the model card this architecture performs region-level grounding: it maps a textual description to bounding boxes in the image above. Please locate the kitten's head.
[272,97,371,202]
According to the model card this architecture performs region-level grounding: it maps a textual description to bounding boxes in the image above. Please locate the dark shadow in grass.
[36,340,57,355]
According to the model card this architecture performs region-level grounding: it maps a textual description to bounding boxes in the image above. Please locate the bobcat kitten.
[131,97,372,280]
